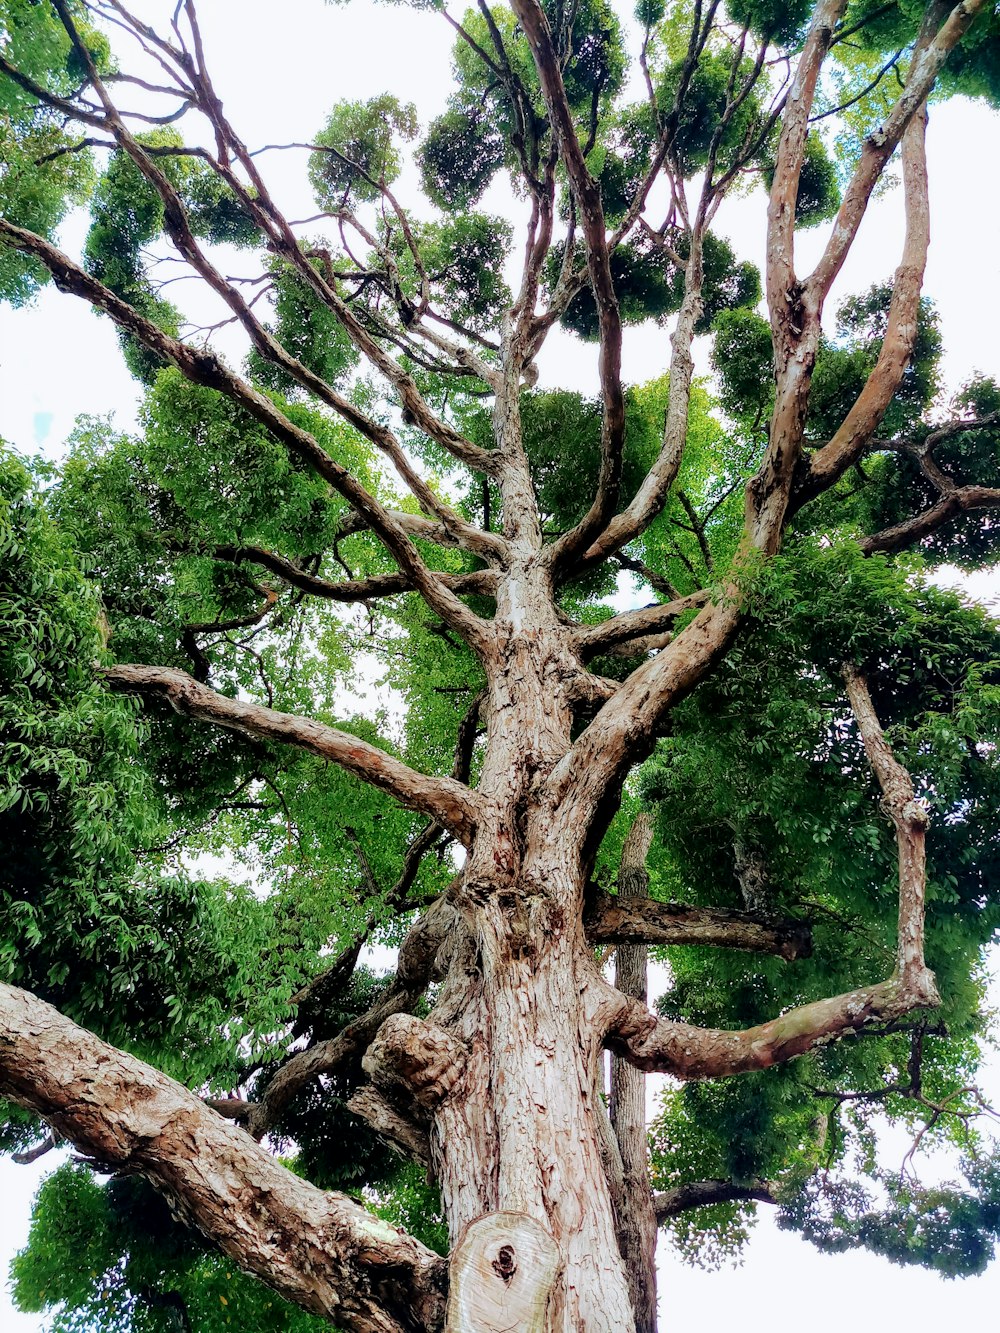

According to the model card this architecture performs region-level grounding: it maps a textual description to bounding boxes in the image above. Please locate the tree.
[2,0,1000,1329]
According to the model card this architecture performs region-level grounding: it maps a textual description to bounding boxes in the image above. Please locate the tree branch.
[859,483,1000,554]
[573,593,710,660]
[0,220,495,651]
[585,892,813,961]
[806,0,987,304]
[653,1180,776,1220]
[609,813,657,1332]
[508,0,626,570]
[250,896,459,1137]
[601,665,938,1078]
[0,983,446,1333]
[102,665,480,844]
[797,34,933,502]
[212,545,499,603]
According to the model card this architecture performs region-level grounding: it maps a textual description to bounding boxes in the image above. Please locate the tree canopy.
[2,1,1000,1330]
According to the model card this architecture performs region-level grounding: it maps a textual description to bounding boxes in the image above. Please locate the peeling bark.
[0,985,446,1333]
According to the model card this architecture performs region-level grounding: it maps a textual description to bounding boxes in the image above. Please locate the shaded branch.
[573,592,710,660]
[11,1130,60,1165]
[653,1180,776,1220]
[249,896,458,1137]
[585,891,813,961]
[859,483,1000,554]
[212,544,499,602]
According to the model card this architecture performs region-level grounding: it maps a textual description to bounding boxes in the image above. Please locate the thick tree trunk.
[363,570,642,1330]
[429,912,637,1332]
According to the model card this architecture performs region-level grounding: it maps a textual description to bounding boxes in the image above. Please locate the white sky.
[1,1,1000,1329]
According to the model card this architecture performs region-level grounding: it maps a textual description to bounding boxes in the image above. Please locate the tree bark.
[609,814,657,1332]
[0,985,446,1333]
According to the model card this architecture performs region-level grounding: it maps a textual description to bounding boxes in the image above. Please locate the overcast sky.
[1,2,999,1329]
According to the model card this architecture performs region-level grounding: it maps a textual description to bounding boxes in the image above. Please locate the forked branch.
[0,220,494,652]
[602,665,938,1078]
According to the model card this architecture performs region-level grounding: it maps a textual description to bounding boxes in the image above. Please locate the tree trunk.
[362,573,642,1330]
[610,814,657,1332]
[430,909,638,1332]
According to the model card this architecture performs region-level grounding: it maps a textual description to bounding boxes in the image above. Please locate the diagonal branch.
[155,31,497,481]
[806,0,987,305]
[573,592,710,660]
[0,983,446,1333]
[796,20,934,504]
[6,19,500,555]
[102,665,480,844]
[247,895,459,1138]
[859,483,1000,554]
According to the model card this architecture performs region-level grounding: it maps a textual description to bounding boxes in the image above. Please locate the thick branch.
[0,984,446,1333]
[841,664,930,989]
[798,67,931,500]
[806,0,987,303]
[605,971,939,1080]
[565,235,705,576]
[766,0,845,319]
[859,484,1000,554]
[546,596,743,846]
[103,665,479,844]
[585,892,813,961]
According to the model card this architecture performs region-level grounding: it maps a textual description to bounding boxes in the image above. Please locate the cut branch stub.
[445,1212,560,1333]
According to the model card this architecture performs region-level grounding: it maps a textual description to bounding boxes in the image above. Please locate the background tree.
[2,1,1000,1329]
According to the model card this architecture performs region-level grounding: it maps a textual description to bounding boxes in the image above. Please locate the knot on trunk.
[363,1013,466,1108]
